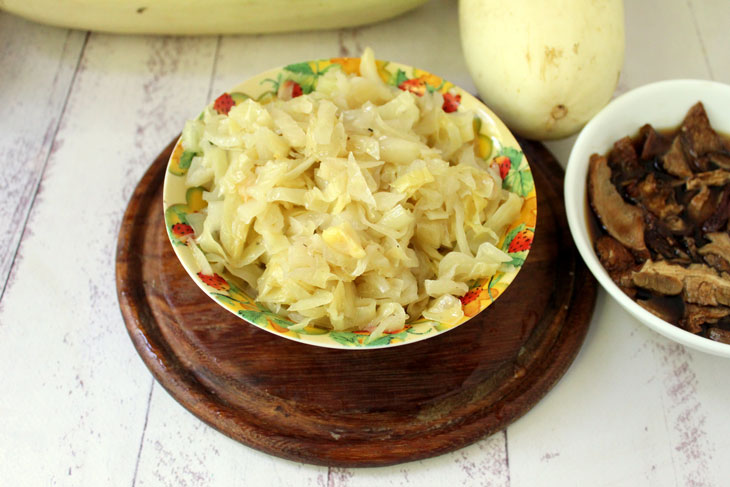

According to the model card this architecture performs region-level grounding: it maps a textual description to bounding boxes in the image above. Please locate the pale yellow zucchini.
[459,0,625,140]
[0,0,427,35]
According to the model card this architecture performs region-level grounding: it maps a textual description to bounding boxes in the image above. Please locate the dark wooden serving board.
[116,137,596,467]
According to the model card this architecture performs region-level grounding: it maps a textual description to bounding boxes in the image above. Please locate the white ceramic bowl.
[565,79,730,358]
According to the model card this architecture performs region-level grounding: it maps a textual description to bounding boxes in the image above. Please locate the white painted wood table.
[1,1,729,485]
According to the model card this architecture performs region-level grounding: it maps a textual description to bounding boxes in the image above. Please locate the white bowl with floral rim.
[163,56,537,349]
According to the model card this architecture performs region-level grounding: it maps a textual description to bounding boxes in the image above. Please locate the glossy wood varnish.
[116,137,596,467]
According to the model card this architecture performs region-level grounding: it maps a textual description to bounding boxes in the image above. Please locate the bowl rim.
[565,78,730,358]
[161,56,537,349]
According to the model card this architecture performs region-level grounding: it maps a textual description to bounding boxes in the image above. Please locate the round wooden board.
[116,137,597,467]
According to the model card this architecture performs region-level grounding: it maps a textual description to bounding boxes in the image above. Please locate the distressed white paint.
[0,26,218,487]
[510,294,683,487]
[334,433,510,487]
[687,0,730,84]
[0,13,86,294]
[1,0,729,485]
[134,386,328,487]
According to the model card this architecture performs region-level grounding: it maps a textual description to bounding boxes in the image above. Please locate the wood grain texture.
[116,137,596,467]
[0,29,221,487]
[0,13,86,297]
[687,0,730,83]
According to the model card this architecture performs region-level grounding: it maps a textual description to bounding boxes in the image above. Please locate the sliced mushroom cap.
[681,304,730,334]
[639,124,671,160]
[662,136,693,178]
[631,260,730,307]
[595,235,636,273]
[698,232,730,273]
[680,102,726,158]
[609,136,643,180]
[632,260,684,295]
[687,185,716,225]
[636,173,683,220]
[702,186,730,233]
[644,218,686,260]
[686,169,730,190]
[708,327,730,344]
[683,264,730,307]
[588,153,647,253]
[708,152,730,170]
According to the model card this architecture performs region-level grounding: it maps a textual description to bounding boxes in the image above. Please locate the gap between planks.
[204,36,223,105]
[131,378,156,487]
[0,30,90,303]
[685,0,715,80]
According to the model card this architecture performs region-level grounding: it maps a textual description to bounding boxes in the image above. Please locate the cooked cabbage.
[181,48,522,338]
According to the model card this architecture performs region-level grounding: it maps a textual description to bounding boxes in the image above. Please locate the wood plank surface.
[0,13,86,296]
[1,0,730,484]
[687,0,730,83]
[0,26,219,487]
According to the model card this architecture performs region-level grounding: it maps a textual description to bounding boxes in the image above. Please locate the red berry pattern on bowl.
[197,272,230,292]
[213,93,235,115]
[442,92,461,113]
[277,79,303,99]
[494,155,511,179]
[508,229,534,253]
[171,222,195,239]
